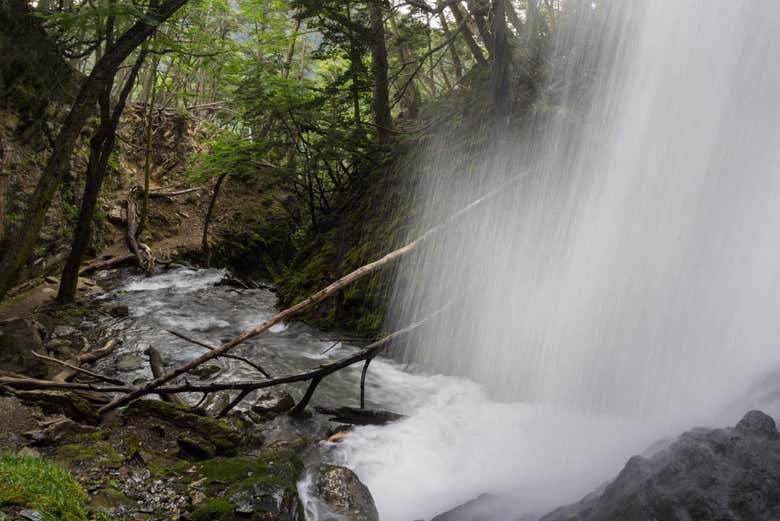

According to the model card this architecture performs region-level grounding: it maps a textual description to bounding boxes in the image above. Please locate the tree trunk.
[466,0,493,57]
[368,0,392,144]
[437,0,464,81]
[449,2,488,66]
[388,9,420,118]
[139,54,160,235]
[58,52,146,303]
[202,173,227,267]
[0,0,189,301]
[0,140,9,244]
[490,0,512,115]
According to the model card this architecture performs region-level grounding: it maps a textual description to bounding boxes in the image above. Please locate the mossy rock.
[89,487,134,510]
[54,440,123,467]
[190,498,235,521]
[188,448,304,521]
[122,399,242,455]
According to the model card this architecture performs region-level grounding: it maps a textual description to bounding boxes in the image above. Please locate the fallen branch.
[31,351,124,386]
[78,253,135,276]
[149,186,205,198]
[52,338,119,382]
[97,176,512,415]
[167,330,272,377]
[126,197,154,273]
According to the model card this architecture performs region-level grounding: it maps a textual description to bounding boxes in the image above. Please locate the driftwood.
[315,406,404,426]
[78,253,135,276]
[52,338,119,382]
[144,347,185,405]
[31,351,124,386]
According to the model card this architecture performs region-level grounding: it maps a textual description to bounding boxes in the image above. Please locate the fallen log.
[149,186,205,198]
[145,347,185,405]
[78,253,135,276]
[315,406,404,426]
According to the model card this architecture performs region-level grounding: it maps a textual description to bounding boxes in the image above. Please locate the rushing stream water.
[90,267,780,521]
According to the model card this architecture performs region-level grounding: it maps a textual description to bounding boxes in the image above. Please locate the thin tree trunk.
[368,0,392,144]
[388,9,420,118]
[139,55,159,235]
[491,0,512,114]
[202,173,227,267]
[0,140,9,244]
[449,2,487,66]
[437,0,464,81]
[281,15,302,80]
[0,0,189,301]
[58,52,146,303]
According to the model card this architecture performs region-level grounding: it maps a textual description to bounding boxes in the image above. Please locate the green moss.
[0,453,89,521]
[89,487,133,510]
[122,400,241,455]
[54,440,123,466]
[191,498,235,521]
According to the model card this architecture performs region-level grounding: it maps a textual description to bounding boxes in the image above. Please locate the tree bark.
[449,2,488,66]
[0,139,9,244]
[437,0,464,81]
[368,0,392,144]
[58,52,146,303]
[0,0,189,301]
[490,0,512,115]
[202,173,227,267]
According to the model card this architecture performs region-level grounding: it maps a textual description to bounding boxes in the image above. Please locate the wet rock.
[50,324,76,338]
[251,391,295,416]
[541,410,780,521]
[189,449,305,521]
[109,304,130,317]
[115,352,145,372]
[178,435,217,460]
[46,337,73,357]
[315,464,379,521]
[25,417,96,446]
[190,364,221,380]
[18,510,42,521]
[0,318,49,378]
[123,399,242,455]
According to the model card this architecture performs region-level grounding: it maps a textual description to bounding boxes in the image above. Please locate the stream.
[83,266,757,521]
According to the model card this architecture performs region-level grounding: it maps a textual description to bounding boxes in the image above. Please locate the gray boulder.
[541,410,780,521]
[0,318,49,378]
[315,464,379,521]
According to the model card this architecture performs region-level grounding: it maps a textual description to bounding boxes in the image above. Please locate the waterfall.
[333,3,780,520]
[390,0,780,427]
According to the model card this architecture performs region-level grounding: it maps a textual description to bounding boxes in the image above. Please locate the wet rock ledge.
[541,410,780,521]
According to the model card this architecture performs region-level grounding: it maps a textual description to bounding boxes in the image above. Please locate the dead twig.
[31,351,124,385]
[167,330,272,378]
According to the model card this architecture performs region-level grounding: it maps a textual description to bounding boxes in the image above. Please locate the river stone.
[115,353,145,372]
[109,304,130,317]
[46,337,73,357]
[315,464,379,521]
[251,391,295,415]
[50,324,76,338]
[0,318,49,378]
[541,410,780,521]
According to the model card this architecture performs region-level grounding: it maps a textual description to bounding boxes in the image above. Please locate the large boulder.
[314,464,379,521]
[0,318,48,378]
[541,410,780,521]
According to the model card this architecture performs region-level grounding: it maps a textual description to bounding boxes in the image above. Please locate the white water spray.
[333,1,780,519]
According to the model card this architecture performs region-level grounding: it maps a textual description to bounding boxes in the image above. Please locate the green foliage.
[0,454,89,521]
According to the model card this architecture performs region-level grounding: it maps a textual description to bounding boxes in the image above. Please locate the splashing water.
[328,1,780,519]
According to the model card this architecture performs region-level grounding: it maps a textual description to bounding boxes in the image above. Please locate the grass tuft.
[0,453,88,521]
